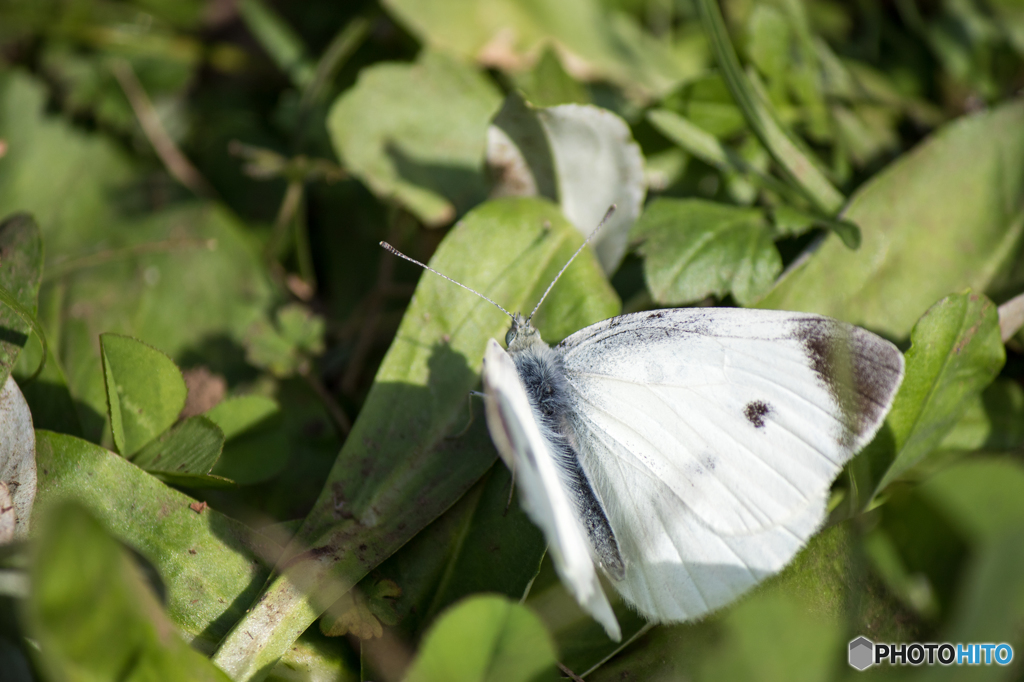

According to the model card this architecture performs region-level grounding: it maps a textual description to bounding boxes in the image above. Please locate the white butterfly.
[383,230,905,642]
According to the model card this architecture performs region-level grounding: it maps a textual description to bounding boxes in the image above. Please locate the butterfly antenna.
[527,204,616,323]
[380,242,515,320]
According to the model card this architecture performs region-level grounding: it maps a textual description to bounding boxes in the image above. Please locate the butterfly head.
[505,313,544,353]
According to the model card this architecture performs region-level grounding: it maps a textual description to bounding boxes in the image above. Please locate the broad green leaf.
[0,377,35,542]
[761,101,1024,338]
[132,416,232,488]
[511,47,589,107]
[212,197,620,680]
[403,595,559,682]
[915,528,1024,682]
[934,379,1024,455]
[631,198,781,305]
[487,94,647,272]
[34,431,279,653]
[366,462,546,640]
[870,293,1004,495]
[0,72,133,258]
[101,333,188,457]
[327,51,502,226]
[206,396,288,485]
[26,501,233,682]
[381,0,703,101]
[0,214,42,387]
[589,524,917,681]
[205,395,279,440]
[266,628,357,682]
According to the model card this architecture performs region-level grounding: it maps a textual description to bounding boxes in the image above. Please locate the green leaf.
[327,51,502,226]
[0,75,275,441]
[403,595,559,682]
[205,395,280,440]
[101,333,188,457]
[870,293,1005,496]
[34,431,279,653]
[525,557,649,675]
[925,527,1024,682]
[132,416,232,488]
[920,459,1024,545]
[245,304,325,378]
[645,108,794,202]
[487,93,646,272]
[589,524,917,681]
[26,501,233,682]
[266,628,357,682]
[693,0,844,215]
[13,319,81,437]
[0,377,35,543]
[381,0,703,101]
[367,463,546,639]
[631,198,781,305]
[205,396,288,485]
[276,303,325,354]
[0,213,44,385]
[935,379,1024,455]
[237,0,315,88]
[511,47,589,107]
[212,197,620,680]
[760,101,1024,338]
[48,203,276,444]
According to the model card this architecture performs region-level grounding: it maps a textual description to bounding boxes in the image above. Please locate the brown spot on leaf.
[180,366,227,418]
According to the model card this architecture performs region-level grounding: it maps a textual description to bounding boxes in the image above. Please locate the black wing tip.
[793,318,904,444]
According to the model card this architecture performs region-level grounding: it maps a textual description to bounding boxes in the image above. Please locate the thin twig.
[300,16,370,109]
[266,179,304,260]
[43,237,214,282]
[111,59,216,198]
[558,662,586,682]
[341,217,400,395]
[300,364,351,436]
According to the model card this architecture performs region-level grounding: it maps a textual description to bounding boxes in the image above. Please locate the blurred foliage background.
[1,0,1024,680]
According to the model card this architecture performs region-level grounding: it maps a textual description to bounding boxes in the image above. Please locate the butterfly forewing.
[555,308,903,621]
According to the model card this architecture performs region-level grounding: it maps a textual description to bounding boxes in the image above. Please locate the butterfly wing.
[482,339,621,641]
[556,308,904,622]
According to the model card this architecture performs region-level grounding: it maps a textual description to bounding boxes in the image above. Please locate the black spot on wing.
[744,400,770,428]
[792,317,903,445]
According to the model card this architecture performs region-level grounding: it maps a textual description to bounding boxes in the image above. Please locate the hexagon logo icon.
[849,637,874,670]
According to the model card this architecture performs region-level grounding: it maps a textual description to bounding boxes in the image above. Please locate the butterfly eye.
[505,328,515,346]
